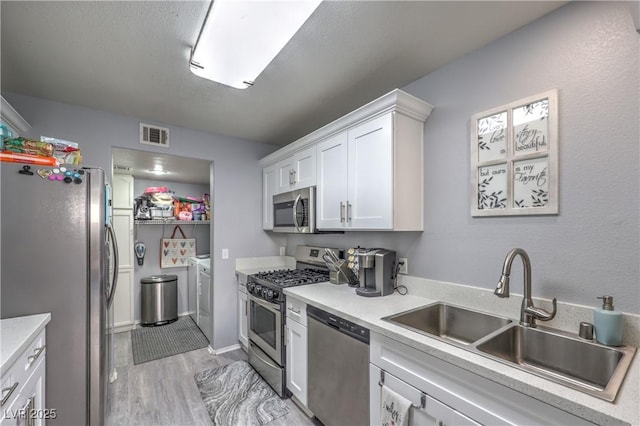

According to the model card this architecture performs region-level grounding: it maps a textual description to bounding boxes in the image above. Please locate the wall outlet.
[398,258,408,275]
[279,246,286,256]
[222,248,229,259]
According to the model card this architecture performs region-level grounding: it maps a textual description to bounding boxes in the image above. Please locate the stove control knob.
[272,290,280,300]
[254,285,262,296]
[266,289,274,300]
[261,288,269,298]
[247,283,255,293]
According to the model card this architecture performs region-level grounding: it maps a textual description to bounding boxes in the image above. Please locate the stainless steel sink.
[383,302,512,345]
[383,301,636,402]
[475,324,636,401]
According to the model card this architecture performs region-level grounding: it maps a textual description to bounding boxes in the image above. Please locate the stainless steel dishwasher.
[307,305,370,426]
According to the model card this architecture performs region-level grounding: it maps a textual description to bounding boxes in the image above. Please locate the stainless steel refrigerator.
[1,162,119,426]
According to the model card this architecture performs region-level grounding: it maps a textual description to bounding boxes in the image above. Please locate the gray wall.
[132,178,210,320]
[288,2,640,314]
[3,93,285,349]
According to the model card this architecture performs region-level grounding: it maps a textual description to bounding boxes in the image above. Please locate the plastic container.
[593,295,623,346]
[145,186,169,194]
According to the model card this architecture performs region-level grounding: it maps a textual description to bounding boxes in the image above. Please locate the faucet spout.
[494,248,557,327]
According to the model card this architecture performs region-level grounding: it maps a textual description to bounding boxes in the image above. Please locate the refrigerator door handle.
[106,224,119,308]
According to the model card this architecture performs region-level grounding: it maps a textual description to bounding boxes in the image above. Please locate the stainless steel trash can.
[141,274,178,326]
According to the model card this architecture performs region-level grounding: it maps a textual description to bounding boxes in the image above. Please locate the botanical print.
[478,163,507,209]
[477,111,507,163]
[513,156,549,208]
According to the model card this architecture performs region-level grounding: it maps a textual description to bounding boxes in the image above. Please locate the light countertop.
[284,283,639,426]
[1,313,51,374]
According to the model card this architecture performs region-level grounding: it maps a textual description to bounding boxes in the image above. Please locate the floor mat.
[131,316,209,365]
[194,360,289,426]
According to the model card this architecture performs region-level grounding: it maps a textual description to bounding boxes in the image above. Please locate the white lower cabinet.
[285,297,308,407]
[370,364,478,426]
[370,332,592,426]
[238,285,248,350]
[1,329,47,426]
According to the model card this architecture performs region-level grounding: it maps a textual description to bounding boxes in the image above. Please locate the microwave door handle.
[292,194,303,232]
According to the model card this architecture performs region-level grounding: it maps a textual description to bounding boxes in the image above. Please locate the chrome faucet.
[495,248,557,327]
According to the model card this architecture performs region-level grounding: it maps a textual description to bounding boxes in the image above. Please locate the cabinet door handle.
[288,306,301,315]
[340,202,345,222]
[347,202,352,222]
[289,170,294,185]
[292,169,297,185]
[27,345,46,365]
[26,396,35,426]
[1,382,19,406]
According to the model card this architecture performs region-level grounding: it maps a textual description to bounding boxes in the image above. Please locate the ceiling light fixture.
[148,165,168,175]
[189,0,322,89]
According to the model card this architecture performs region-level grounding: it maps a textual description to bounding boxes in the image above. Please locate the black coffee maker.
[355,249,396,297]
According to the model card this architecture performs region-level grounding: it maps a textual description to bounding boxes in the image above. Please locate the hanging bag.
[160,225,196,268]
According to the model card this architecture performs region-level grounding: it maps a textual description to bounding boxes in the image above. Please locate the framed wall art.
[470,89,558,216]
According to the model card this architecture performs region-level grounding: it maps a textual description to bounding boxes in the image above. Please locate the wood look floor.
[106,331,317,426]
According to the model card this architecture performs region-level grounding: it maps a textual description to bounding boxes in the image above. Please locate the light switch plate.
[222,248,229,259]
[279,246,286,256]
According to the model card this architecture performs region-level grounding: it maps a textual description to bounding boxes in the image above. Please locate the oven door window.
[250,300,278,349]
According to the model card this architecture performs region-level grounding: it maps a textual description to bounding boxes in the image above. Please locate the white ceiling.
[112,147,211,184]
[1,1,567,149]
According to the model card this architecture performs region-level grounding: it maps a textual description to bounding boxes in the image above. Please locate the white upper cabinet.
[346,113,394,229]
[261,89,433,232]
[316,133,348,229]
[112,174,134,209]
[262,164,278,230]
[317,112,425,231]
[276,145,317,194]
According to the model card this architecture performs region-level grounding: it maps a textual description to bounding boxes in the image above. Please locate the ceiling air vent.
[140,123,169,148]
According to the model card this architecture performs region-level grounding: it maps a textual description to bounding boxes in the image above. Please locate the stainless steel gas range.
[246,245,341,397]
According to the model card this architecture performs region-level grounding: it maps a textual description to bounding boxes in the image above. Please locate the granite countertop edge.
[284,283,638,426]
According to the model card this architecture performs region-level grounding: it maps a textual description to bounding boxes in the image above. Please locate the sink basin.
[475,325,636,401]
[383,302,512,345]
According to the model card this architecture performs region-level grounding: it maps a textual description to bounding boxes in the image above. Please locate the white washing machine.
[188,255,209,323]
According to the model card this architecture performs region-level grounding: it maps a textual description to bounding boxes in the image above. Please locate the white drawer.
[286,297,307,326]
[1,329,46,411]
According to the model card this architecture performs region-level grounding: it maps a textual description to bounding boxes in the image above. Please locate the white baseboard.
[212,343,241,355]
[113,323,134,334]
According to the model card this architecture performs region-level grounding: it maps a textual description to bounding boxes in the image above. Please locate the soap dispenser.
[593,295,623,346]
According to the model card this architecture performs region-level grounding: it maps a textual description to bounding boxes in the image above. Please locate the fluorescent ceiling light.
[190,0,322,89]
[148,165,168,175]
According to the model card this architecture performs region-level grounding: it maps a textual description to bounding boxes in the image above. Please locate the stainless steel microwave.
[272,187,316,233]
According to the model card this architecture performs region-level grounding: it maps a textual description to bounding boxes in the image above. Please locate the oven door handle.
[250,343,280,369]
[249,293,281,313]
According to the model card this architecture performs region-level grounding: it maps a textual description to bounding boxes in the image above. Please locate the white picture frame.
[471,89,558,217]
